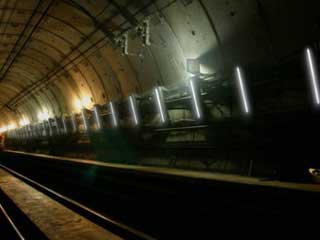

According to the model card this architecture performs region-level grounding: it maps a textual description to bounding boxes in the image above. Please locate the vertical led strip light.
[27,125,32,138]
[42,122,47,137]
[48,120,53,136]
[93,105,102,129]
[306,48,320,105]
[54,118,60,135]
[189,78,201,119]
[109,102,118,127]
[71,114,77,133]
[62,116,68,134]
[154,87,166,123]
[236,67,250,114]
[81,109,89,131]
[129,96,139,126]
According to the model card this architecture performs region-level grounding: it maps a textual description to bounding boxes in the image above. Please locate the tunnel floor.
[0,150,319,239]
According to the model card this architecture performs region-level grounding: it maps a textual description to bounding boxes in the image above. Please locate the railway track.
[0,203,25,240]
[0,186,48,240]
[0,164,155,240]
[1,151,320,238]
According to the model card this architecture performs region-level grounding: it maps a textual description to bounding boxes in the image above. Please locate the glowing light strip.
[42,122,47,137]
[129,96,138,125]
[81,109,89,131]
[81,110,88,131]
[236,67,250,113]
[71,114,77,132]
[54,118,60,135]
[109,102,118,127]
[38,124,42,136]
[28,125,32,138]
[62,117,68,134]
[155,88,165,123]
[307,48,320,105]
[190,79,201,119]
[48,120,53,136]
[94,106,102,129]
[26,127,29,138]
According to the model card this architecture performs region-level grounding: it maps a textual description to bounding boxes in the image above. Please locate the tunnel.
[0,0,320,239]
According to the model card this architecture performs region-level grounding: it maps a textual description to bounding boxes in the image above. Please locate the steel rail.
[0,163,156,240]
[0,203,25,240]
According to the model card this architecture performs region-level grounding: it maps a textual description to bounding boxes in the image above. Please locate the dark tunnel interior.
[0,0,320,238]
[0,0,319,179]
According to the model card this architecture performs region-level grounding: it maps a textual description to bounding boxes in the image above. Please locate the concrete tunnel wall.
[0,0,319,127]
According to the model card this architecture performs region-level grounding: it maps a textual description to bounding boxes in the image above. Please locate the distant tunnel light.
[0,126,7,133]
[236,67,250,114]
[93,105,102,130]
[186,58,200,75]
[74,99,82,112]
[7,123,16,131]
[306,48,320,105]
[75,96,93,112]
[19,117,30,126]
[37,112,43,122]
[129,96,139,126]
[189,78,202,119]
[38,110,49,122]
[109,102,118,127]
[82,96,91,109]
[154,87,166,123]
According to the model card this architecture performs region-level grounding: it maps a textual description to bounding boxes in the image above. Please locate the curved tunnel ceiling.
[0,0,319,126]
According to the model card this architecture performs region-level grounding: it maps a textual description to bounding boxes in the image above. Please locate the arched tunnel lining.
[0,0,314,125]
[0,1,319,179]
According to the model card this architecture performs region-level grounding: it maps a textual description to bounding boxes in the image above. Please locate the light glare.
[7,123,16,130]
[38,110,49,121]
[74,96,92,112]
[82,96,91,108]
[0,126,7,133]
[74,99,82,112]
[19,117,30,126]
